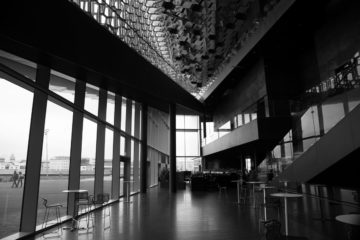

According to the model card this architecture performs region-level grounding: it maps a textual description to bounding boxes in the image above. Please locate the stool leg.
[56,207,62,234]
[42,208,48,228]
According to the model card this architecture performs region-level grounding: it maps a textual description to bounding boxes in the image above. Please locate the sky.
[0,78,114,161]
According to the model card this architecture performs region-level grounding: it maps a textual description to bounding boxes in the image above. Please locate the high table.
[123,180,134,203]
[62,189,88,231]
[246,181,265,208]
[336,214,360,239]
[336,214,360,226]
[231,179,244,204]
[260,185,275,221]
[270,192,303,236]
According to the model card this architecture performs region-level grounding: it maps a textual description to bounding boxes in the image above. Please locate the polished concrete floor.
[32,185,359,240]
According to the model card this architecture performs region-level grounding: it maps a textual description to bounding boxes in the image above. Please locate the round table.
[246,181,265,208]
[270,192,303,236]
[336,214,360,226]
[336,214,360,239]
[231,179,244,204]
[62,189,88,193]
[62,189,88,231]
[259,185,275,221]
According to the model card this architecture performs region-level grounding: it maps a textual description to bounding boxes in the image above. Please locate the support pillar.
[20,65,50,232]
[140,103,148,193]
[67,79,85,216]
[133,103,141,192]
[94,89,107,197]
[169,103,176,193]
[124,98,132,195]
[111,94,122,199]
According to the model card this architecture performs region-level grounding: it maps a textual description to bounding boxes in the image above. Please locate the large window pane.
[121,98,126,131]
[185,132,199,156]
[237,114,243,126]
[49,70,76,103]
[301,106,320,138]
[106,92,115,125]
[84,83,99,116]
[184,115,198,129]
[176,131,185,156]
[322,102,345,134]
[0,76,33,238]
[80,118,97,196]
[104,128,113,196]
[176,157,185,171]
[131,101,135,136]
[120,136,126,156]
[37,101,73,227]
[176,115,185,129]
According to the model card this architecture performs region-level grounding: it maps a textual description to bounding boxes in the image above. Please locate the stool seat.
[47,203,63,208]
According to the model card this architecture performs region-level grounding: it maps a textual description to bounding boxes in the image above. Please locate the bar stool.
[74,192,93,228]
[41,198,63,229]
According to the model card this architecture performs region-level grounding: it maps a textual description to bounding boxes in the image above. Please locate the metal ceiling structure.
[69,0,281,100]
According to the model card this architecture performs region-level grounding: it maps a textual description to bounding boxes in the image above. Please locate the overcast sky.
[0,78,114,161]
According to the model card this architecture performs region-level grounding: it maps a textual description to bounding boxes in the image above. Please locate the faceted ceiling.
[69,0,281,100]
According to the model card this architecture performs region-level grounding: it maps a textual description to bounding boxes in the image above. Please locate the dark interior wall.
[212,58,267,129]
[205,157,242,170]
[261,7,320,115]
[309,147,360,189]
[0,0,203,113]
[314,0,360,83]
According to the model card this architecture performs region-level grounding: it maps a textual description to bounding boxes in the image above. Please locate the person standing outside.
[11,170,18,188]
[17,171,24,187]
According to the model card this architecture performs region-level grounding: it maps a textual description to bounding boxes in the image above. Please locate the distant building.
[48,156,70,171]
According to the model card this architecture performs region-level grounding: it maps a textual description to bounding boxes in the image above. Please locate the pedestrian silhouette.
[11,170,18,188]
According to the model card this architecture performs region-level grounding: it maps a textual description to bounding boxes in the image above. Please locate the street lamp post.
[44,129,49,163]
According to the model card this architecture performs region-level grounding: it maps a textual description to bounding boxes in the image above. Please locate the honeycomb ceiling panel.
[69,0,282,100]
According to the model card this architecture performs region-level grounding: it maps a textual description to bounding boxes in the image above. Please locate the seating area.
[34,184,360,240]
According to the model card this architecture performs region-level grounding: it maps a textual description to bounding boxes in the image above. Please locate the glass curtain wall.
[104,127,113,195]
[0,49,147,238]
[0,73,33,238]
[176,115,201,172]
[147,107,170,186]
[36,70,75,225]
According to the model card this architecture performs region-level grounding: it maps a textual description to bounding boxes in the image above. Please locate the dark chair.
[263,219,309,240]
[41,198,63,230]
